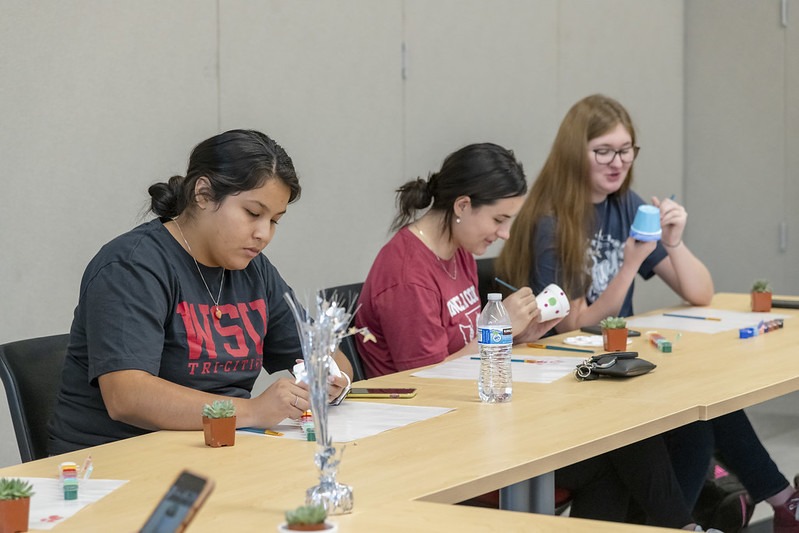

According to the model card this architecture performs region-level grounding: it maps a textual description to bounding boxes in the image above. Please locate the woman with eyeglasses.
[497,93,711,331]
[497,94,798,533]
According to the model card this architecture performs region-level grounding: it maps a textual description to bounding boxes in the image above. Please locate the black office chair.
[321,283,366,382]
[0,333,69,462]
[476,256,498,307]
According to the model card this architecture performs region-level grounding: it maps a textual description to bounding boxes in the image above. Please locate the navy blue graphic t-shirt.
[48,219,300,454]
[530,190,667,317]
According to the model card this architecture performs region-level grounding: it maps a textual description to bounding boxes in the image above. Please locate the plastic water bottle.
[477,293,512,403]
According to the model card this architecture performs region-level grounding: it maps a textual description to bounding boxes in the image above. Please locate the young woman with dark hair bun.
[49,129,352,454]
[356,142,560,379]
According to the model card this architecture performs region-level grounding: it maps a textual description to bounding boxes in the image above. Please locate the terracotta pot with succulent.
[751,279,773,312]
[0,478,35,533]
[600,316,628,352]
[278,504,338,532]
[202,399,236,448]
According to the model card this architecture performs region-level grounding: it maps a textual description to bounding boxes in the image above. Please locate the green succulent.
[599,316,627,329]
[285,504,327,526]
[202,399,236,419]
[0,478,35,500]
[752,279,772,293]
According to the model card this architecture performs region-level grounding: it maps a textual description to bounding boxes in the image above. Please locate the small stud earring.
[456,217,461,224]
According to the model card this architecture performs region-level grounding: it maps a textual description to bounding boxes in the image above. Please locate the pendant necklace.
[413,224,458,281]
[173,218,226,319]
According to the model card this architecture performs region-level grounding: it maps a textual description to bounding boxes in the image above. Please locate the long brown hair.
[496,95,637,298]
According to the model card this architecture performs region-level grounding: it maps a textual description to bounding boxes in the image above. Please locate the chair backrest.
[321,282,366,382]
[0,333,69,462]
[476,257,498,308]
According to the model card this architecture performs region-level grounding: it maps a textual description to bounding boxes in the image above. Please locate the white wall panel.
[403,0,559,224]
[0,1,219,342]
[559,1,685,314]
[685,1,786,294]
[218,1,403,295]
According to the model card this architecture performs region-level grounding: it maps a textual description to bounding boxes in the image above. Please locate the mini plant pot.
[602,328,628,352]
[751,291,772,312]
[202,416,236,447]
[0,497,31,533]
[278,522,338,532]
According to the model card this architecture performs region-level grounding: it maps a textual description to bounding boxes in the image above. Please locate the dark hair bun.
[148,175,185,218]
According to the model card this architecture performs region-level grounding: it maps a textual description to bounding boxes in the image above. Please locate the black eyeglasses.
[592,146,640,165]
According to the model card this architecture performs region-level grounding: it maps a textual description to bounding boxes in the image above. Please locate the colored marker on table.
[471,356,550,363]
[526,343,595,354]
[239,427,284,437]
[647,332,672,353]
[662,313,721,321]
[739,319,784,338]
[81,455,93,480]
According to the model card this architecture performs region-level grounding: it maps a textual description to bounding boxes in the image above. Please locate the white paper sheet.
[21,477,128,530]
[626,308,791,334]
[411,355,581,384]
[238,402,453,442]
[564,335,632,347]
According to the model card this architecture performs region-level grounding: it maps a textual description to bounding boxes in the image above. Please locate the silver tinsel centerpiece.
[284,290,370,515]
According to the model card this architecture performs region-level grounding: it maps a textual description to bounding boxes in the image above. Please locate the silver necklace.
[173,218,226,320]
[413,224,458,281]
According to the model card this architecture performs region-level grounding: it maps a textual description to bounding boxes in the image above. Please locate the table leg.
[498,471,555,514]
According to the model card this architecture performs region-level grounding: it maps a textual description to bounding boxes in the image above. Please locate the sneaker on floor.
[773,488,799,533]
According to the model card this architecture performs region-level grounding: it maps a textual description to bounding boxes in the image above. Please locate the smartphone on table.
[347,387,417,399]
[139,470,214,533]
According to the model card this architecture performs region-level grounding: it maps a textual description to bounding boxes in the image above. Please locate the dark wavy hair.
[391,143,527,236]
[148,129,300,218]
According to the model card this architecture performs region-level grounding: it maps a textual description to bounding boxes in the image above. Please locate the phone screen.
[140,471,213,533]
[348,388,417,398]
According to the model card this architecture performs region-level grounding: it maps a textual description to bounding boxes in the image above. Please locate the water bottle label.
[477,326,512,345]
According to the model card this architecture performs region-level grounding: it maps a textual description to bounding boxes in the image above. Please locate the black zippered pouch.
[575,351,656,381]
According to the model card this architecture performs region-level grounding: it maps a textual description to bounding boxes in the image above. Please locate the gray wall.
[4,1,778,466]
[0,0,685,350]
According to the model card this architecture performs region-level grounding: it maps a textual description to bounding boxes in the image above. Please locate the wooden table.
[1,293,795,532]
[525,293,799,420]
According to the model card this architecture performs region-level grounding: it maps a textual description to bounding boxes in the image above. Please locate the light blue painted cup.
[630,205,662,241]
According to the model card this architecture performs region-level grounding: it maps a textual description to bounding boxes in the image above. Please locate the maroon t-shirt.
[355,227,480,378]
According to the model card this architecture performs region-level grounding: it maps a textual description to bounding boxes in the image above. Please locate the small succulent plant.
[0,478,34,500]
[202,399,236,419]
[600,316,627,329]
[285,504,327,527]
[752,279,772,293]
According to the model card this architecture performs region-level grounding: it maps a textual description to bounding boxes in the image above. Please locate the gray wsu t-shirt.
[48,219,300,454]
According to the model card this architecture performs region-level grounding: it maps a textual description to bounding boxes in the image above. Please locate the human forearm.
[99,369,316,430]
[555,263,638,332]
[446,337,479,361]
[333,350,353,381]
[99,370,239,430]
[660,243,714,305]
